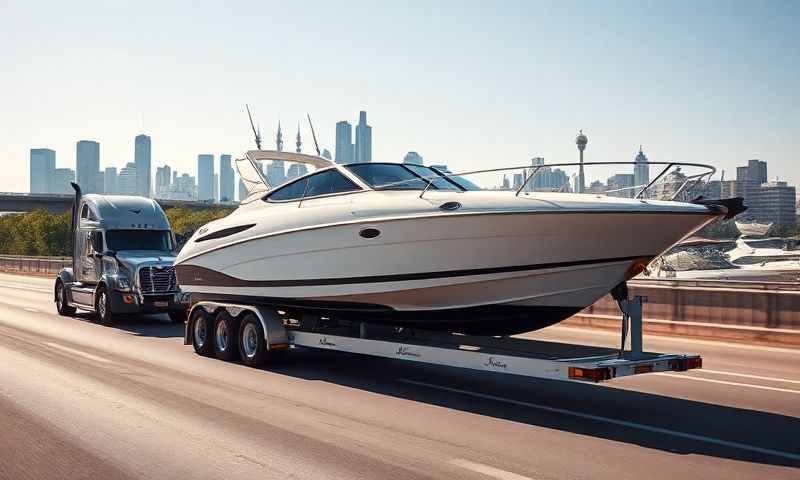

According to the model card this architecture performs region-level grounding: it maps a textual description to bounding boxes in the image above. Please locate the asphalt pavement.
[0,272,798,479]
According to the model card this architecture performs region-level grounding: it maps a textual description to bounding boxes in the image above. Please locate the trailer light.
[634,364,653,374]
[122,294,134,304]
[269,343,290,350]
[670,357,702,371]
[569,367,611,382]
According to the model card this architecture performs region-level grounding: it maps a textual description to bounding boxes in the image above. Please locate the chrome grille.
[138,266,177,294]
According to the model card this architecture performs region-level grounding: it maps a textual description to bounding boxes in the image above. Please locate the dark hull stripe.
[177,254,651,288]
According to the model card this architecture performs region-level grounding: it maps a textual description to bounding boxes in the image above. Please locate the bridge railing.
[0,255,71,275]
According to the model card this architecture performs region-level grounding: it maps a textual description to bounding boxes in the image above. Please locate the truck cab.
[54,183,188,324]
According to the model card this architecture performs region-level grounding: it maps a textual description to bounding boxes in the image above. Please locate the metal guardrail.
[631,278,800,292]
[0,255,71,275]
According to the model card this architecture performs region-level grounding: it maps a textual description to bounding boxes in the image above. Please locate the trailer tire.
[190,308,214,356]
[55,281,77,316]
[213,310,240,361]
[95,285,115,325]
[238,313,268,367]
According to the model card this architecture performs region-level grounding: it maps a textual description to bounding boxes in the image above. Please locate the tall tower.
[355,111,372,163]
[335,121,354,164]
[219,154,234,203]
[575,130,588,194]
[29,148,56,193]
[276,122,284,152]
[134,134,152,197]
[76,140,100,193]
[633,145,650,191]
[296,123,302,153]
[197,154,214,201]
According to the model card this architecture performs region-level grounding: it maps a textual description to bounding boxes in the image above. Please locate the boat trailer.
[186,295,701,383]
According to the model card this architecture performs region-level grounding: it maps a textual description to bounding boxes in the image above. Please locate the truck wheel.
[213,310,240,361]
[190,308,214,356]
[168,309,187,324]
[55,281,77,316]
[95,285,115,325]
[238,313,267,367]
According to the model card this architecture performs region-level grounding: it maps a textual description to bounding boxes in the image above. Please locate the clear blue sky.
[1,0,797,193]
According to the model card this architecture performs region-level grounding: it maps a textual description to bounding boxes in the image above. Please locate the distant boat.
[735,220,772,238]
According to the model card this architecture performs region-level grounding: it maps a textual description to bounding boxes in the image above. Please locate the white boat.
[735,220,773,238]
[175,151,741,335]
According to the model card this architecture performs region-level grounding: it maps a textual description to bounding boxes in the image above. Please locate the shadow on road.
[263,347,800,469]
[71,312,184,338]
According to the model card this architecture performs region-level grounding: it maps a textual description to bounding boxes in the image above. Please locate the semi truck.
[54,183,188,324]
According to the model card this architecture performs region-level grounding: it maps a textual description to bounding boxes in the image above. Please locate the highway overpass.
[0,192,231,213]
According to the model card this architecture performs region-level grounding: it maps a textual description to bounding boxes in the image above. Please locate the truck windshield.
[106,230,172,251]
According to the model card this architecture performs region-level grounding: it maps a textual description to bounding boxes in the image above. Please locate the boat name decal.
[396,346,422,358]
[483,357,508,369]
[318,337,337,347]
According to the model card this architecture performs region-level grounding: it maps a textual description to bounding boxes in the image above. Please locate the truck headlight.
[115,276,132,290]
[103,257,119,274]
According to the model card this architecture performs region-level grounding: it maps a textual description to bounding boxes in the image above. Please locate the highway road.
[0,272,798,480]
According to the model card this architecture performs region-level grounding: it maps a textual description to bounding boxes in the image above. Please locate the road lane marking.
[23,307,39,313]
[399,379,800,462]
[699,369,800,385]
[543,326,800,355]
[44,342,113,364]
[655,373,800,394]
[449,459,536,480]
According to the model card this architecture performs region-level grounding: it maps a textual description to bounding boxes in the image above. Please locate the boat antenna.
[246,104,262,150]
[306,112,321,156]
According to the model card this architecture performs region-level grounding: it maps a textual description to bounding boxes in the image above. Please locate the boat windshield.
[106,230,172,252]
[345,163,467,191]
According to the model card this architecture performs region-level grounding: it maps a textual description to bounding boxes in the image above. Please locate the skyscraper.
[118,163,138,195]
[321,148,332,160]
[335,121,354,164]
[29,148,56,193]
[197,154,214,201]
[633,146,650,189]
[404,151,423,165]
[104,167,118,194]
[219,154,235,203]
[265,124,285,186]
[76,140,100,193]
[355,111,372,162]
[213,173,219,203]
[52,168,75,194]
[155,165,172,199]
[134,134,152,197]
[238,178,247,202]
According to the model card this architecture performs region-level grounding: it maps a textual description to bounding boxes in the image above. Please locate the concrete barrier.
[568,278,800,347]
[0,255,71,275]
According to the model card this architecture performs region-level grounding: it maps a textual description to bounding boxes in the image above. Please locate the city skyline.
[2,1,797,194]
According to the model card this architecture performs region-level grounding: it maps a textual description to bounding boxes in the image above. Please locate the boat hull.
[177,209,714,333]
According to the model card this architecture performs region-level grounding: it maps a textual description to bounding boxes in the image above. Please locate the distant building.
[197,154,214,201]
[512,173,523,190]
[354,111,372,162]
[104,167,118,194]
[155,165,172,199]
[286,163,308,180]
[219,154,235,203]
[29,148,56,193]
[404,151,423,165]
[266,123,286,186]
[321,149,332,160]
[633,146,649,189]
[524,157,569,192]
[588,180,607,194]
[335,121,354,164]
[213,173,219,202]
[607,173,635,198]
[501,175,510,190]
[238,178,247,202]
[431,164,451,174]
[134,134,151,197]
[747,181,797,235]
[118,162,138,195]
[52,168,75,194]
[76,140,100,193]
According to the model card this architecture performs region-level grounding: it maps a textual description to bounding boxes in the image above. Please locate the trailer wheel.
[55,281,77,316]
[213,310,240,361]
[238,313,268,367]
[190,308,214,356]
[95,285,115,325]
